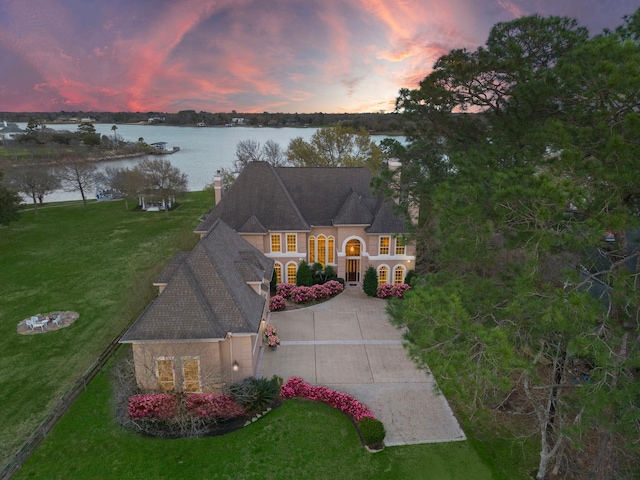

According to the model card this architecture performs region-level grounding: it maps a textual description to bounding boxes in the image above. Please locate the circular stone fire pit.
[17,311,79,335]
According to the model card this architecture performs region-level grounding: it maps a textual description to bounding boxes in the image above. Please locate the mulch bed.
[17,311,80,335]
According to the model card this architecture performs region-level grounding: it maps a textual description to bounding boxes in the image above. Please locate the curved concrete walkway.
[257,289,465,446]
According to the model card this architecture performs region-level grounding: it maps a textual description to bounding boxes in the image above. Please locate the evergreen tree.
[383,11,640,479]
[362,266,378,297]
[296,261,312,287]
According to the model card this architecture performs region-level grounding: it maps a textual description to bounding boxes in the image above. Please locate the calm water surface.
[16,123,400,202]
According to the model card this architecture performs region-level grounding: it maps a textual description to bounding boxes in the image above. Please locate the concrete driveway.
[258,289,465,446]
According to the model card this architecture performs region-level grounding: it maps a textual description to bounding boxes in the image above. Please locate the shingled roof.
[196,162,407,234]
[121,219,273,343]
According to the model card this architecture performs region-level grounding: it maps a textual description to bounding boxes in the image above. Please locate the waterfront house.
[196,162,415,287]
[120,219,274,392]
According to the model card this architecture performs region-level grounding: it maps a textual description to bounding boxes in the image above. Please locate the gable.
[121,220,273,343]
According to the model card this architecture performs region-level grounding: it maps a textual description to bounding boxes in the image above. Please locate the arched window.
[274,262,282,284]
[346,239,360,256]
[378,266,389,286]
[309,237,315,264]
[328,236,335,264]
[393,265,406,285]
[287,262,297,285]
[317,235,326,266]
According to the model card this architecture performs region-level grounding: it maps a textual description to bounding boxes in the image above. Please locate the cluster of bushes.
[281,377,386,448]
[376,283,411,299]
[122,376,281,438]
[271,280,344,310]
[281,377,374,421]
[296,262,342,287]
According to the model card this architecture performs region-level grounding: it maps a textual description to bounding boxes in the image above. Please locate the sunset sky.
[1,0,637,114]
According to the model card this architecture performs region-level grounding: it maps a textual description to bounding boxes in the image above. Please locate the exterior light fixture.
[232,361,239,372]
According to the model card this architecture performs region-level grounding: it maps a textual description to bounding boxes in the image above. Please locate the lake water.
[15,123,402,203]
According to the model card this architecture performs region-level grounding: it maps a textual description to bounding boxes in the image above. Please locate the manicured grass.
[14,369,494,480]
[0,192,213,465]
[1,192,506,479]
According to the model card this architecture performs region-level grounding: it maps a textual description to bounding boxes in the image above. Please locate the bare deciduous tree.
[57,155,97,209]
[5,163,60,214]
[134,158,188,218]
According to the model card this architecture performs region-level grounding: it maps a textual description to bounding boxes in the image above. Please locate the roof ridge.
[267,163,309,230]
[182,260,224,337]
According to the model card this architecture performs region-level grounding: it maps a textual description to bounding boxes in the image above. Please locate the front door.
[346,258,360,283]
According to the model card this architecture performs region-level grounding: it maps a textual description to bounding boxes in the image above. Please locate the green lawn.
[0,192,213,465]
[1,193,518,479]
[13,369,494,480]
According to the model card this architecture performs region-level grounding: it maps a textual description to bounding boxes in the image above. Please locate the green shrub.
[404,269,418,286]
[362,266,378,297]
[296,261,313,286]
[270,269,278,295]
[358,417,386,446]
[323,265,336,279]
[227,376,280,412]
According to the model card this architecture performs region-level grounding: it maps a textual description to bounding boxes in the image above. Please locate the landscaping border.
[0,327,128,480]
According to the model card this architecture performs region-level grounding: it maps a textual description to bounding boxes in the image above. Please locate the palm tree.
[111,125,118,146]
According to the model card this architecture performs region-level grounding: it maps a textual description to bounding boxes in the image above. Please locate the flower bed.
[185,393,245,420]
[376,283,411,299]
[128,393,178,420]
[281,377,374,421]
[269,295,286,311]
[275,280,344,307]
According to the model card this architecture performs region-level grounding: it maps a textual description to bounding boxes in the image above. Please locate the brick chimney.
[214,170,223,205]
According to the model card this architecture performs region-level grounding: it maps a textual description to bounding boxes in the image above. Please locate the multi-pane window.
[287,263,297,284]
[183,358,200,393]
[379,236,390,255]
[287,234,297,253]
[317,235,326,266]
[393,265,405,285]
[378,266,389,285]
[395,236,405,255]
[274,263,282,284]
[309,237,315,263]
[271,233,281,253]
[156,358,175,391]
[328,236,335,264]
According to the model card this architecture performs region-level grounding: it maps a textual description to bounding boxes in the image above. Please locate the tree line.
[1,111,410,133]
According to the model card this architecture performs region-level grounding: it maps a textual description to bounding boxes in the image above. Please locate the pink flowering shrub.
[276,281,343,304]
[266,335,280,347]
[269,295,286,311]
[264,324,277,337]
[376,283,411,299]
[185,393,245,420]
[281,377,375,421]
[128,394,178,420]
[276,283,297,299]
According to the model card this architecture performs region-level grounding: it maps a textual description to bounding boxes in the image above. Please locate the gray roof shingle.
[121,219,274,343]
[196,162,407,234]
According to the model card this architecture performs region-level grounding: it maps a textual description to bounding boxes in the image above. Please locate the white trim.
[379,235,391,255]
[368,254,416,261]
[285,261,298,284]
[340,235,367,255]
[377,264,391,285]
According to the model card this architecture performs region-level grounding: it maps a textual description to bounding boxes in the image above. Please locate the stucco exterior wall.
[239,227,416,285]
[131,341,223,393]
